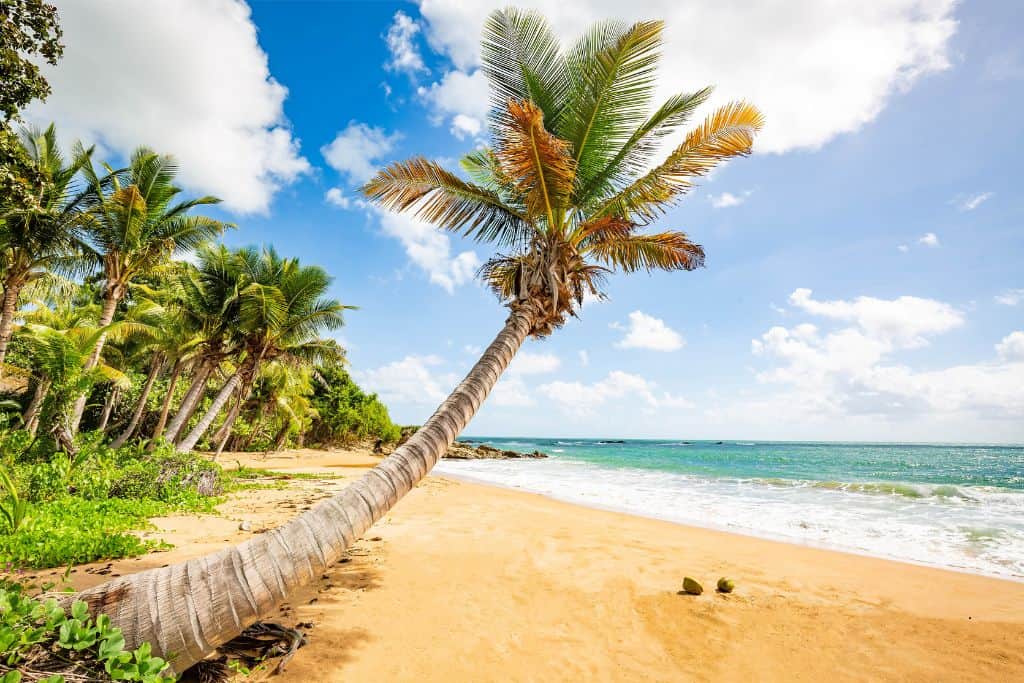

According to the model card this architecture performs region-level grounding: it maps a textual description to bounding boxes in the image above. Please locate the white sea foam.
[434,457,1024,579]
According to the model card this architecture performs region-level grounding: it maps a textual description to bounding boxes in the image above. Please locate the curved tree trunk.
[212,392,244,458]
[75,308,533,673]
[149,359,182,445]
[111,355,163,449]
[97,386,118,432]
[176,371,242,453]
[23,378,51,436]
[0,277,23,378]
[163,361,213,444]
[69,288,120,432]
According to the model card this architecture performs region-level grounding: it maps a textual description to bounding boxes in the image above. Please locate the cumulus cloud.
[355,355,453,405]
[613,311,685,351]
[995,289,1024,306]
[708,191,750,208]
[539,370,691,416]
[321,122,401,185]
[509,352,561,375]
[954,191,994,211]
[578,350,590,367]
[27,0,309,214]
[918,232,940,248]
[787,288,962,348]
[373,208,480,293]
[751,290,1023,421]
[996,331,1024,362]
[415,0,957,152]
[417,68,490,140]
[324,187,351,209]
[385,11,428,77]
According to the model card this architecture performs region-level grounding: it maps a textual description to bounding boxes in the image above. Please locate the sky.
[25,0,1024,442]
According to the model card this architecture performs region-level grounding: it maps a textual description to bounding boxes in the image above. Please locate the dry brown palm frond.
[598,101,764,222]
[494,99,577,229]
[585,231,705,272]
[572,215,637,245]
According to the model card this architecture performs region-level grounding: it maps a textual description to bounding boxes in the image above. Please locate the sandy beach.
[41,447,1024,681]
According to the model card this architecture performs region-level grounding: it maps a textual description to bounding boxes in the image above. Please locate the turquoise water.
[434,439,1024,578]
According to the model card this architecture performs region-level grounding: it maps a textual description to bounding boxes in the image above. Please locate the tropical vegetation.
[1,2,762,679]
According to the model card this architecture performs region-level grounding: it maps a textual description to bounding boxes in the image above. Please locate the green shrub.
[0,581,175,681]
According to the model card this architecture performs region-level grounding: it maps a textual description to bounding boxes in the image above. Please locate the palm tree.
[0,124,95,376]
[75,11,762,672]
[175,246,348,452]
[67,148,229,431]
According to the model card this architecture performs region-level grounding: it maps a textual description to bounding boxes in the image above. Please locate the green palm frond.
[362,157,531,247]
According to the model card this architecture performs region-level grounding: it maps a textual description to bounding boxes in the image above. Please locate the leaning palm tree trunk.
[149,359,182,444]
[75,308,533,673]
[68,291,120,432]
[176,370,242,453]
[97,386,118,432]
[23,378,51,436]
[163,362,213,444]
[111,356,162,449]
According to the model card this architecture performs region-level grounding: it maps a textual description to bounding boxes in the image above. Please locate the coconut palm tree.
[67,148,229,431]
[175,246,348,452]
[0,124,95,376]
[74,11,762,673]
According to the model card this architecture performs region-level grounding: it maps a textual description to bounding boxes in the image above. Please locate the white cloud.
[539,370,691,416]
[374,208,480,293]
[897,244,909,253]
[324,187,351,209]
[955,191,994,211]
[416,0,957,153]
[385,11,428,77]
[418,68,490,140]
[751,291,1023,422]
[787,288,962,349]
[450,114,483,140]
[995,289,1024,306]
[28,0,309,214]
[356,355,452,405]
[613,311,684,351]
[708,191,749,208]
[463,344,482,355]
[321,122,401,185]
[996,331,1024,362]
[491,374,534,407]
[578,350,590,367]
[918,232,940,248]
[508,352,561,375]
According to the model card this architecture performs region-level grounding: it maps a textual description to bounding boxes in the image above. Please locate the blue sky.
[28,1,1024,441]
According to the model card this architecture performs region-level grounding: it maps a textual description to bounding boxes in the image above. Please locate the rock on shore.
[444,441,548,460]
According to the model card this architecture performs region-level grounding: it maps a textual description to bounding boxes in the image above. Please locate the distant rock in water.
[444,441,548,460]
[597,439,626,444]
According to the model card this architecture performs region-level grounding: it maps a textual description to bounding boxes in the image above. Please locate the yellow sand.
[44,447,1024,681]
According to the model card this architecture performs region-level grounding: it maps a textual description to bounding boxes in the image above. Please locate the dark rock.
[443,441,549,460]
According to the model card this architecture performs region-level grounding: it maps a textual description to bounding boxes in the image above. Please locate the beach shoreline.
[36,446,1024,680]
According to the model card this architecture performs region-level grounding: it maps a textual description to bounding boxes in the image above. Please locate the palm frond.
[597,101,764,222]
[494,99,576,230]
[361,157,531,247]
[584,231,705,272]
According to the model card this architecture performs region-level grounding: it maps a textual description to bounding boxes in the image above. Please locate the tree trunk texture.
[74,308,533,673]
[149,360,183,445]
[213,393,244,458]
[176,371,242,453]
[23,378,51,436]
[111,356,162,449]
[97,387,118,432]
[163,362,213,444]
[0,277,22,378]
[69,289,120,432]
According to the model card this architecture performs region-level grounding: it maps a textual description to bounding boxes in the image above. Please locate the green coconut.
[716,577,735,593]
[682,577,703,595]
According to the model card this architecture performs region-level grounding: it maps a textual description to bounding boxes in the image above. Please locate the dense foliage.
[306,364,401,446]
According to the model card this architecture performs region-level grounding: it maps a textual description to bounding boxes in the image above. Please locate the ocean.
[433,438,1024,580]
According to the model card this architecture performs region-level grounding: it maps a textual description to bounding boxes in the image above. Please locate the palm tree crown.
[364,10,763,335]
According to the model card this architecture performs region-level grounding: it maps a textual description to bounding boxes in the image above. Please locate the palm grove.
[2,3,760,679]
